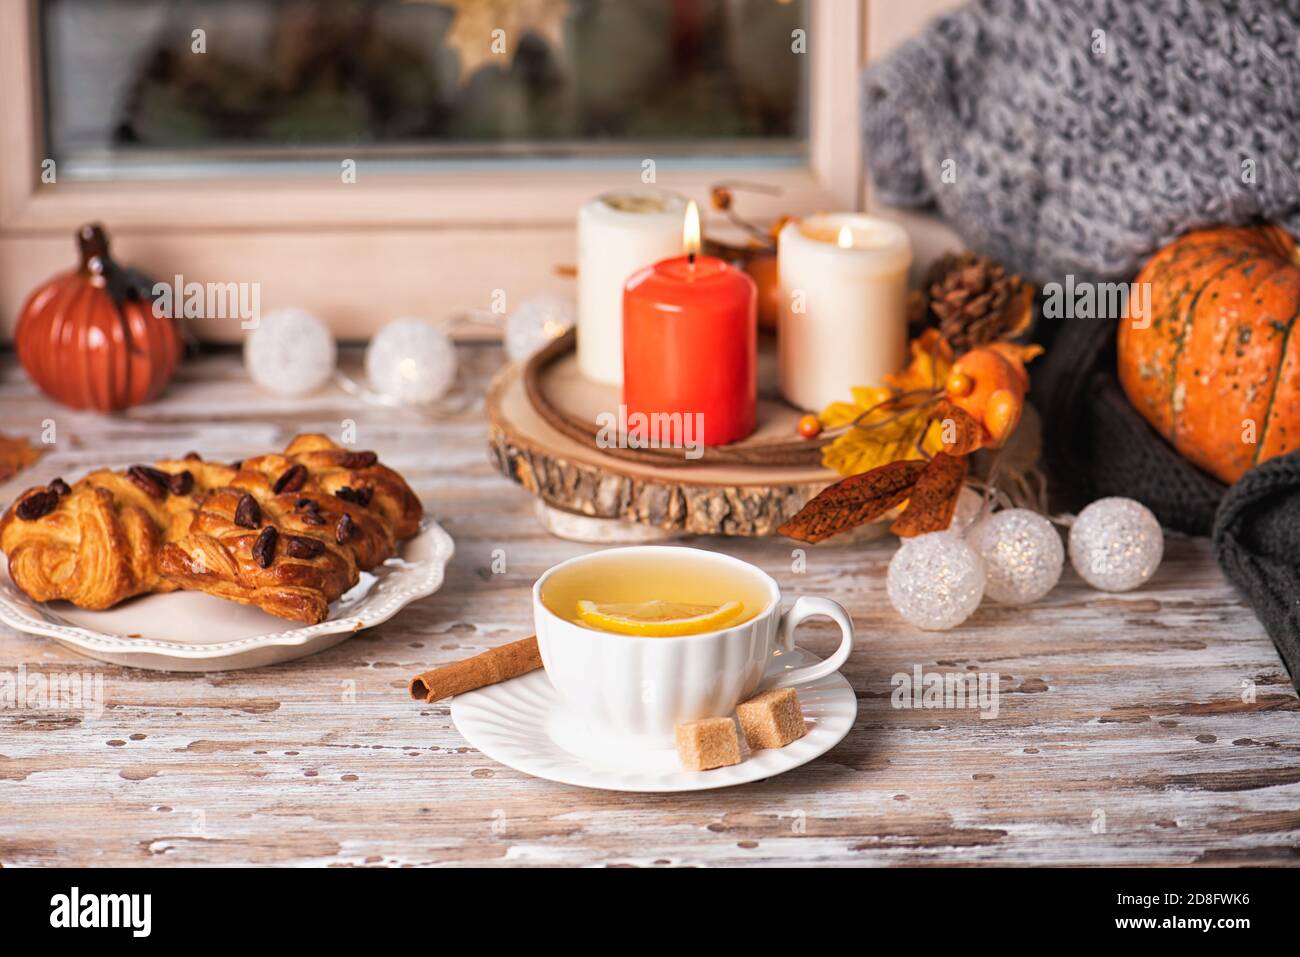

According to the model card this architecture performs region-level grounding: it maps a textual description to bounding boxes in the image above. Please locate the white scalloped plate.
[0,520,453,672]
[451,648,857,792]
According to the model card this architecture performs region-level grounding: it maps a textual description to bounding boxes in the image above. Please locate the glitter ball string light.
[505,295,576,363]
[243,308,337,396]
[887,490,1163,629]
[968,508,1064,605]
[1068,497,1164,591]
[365,318,458,405]
[886,531,986,630]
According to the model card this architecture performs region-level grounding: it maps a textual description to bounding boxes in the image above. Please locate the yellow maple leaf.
[819,391,944,477]
[885,329,955,393]
[821,386,891,429]
[817,331,953,477]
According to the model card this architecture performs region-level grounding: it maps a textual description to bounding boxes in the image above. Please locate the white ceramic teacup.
[533,545,855,750]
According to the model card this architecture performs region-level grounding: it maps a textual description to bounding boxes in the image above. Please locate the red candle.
[622,203,757,448]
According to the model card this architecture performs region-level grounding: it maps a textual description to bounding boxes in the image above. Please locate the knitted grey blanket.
[862,0,1300,284]
[862,0,1300,693]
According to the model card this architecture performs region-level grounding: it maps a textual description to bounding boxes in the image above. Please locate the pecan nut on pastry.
[0,460,233,609]
[0,434,422,624]
[156,434,421,623]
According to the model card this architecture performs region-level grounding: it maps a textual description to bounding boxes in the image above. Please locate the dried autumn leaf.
[778,459,926,544]
[885,328,955,393]
[931,400,985,456]
[432,0,570,80]
[821,416,944,477]
[890,453,969,537]
[815,330,956,478]
[820,385,893,429]
[0,433,42,483]
[819,385,944,477]
[987,340,1044,368]
[1002,283,1036,340]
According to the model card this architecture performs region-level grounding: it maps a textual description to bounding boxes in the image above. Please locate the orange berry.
[797,414,822,439]
[983,388,1023,448]
[947,348,1030,448]
[946,370,974,397]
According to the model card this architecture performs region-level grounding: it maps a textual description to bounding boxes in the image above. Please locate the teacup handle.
[761,596,855,690]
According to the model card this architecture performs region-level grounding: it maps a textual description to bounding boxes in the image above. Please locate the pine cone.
[920,252,1032,353]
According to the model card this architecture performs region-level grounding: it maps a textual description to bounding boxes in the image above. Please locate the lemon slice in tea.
[575,599,745,637]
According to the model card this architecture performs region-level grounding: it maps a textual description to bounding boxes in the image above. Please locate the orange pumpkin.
[1118,225,1300,484]
[743,252,781,331]
[16,223,181,412]
[943,342,1040,449]
[704,239,780,330]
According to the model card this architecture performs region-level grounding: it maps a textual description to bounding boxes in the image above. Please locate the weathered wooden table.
[1,346,1297,867]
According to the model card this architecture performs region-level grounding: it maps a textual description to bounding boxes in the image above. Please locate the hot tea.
[540,549,770,637]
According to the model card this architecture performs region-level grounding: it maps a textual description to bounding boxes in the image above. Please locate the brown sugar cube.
[674,717,742,771]
[737,687,807,750]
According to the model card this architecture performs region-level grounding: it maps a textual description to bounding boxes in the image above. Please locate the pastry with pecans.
[0,434,422,623]
[0,457,233,609]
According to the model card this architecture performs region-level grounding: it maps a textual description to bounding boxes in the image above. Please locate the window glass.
[41,0,810,177]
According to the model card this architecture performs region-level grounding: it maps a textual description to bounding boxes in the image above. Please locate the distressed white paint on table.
[0,347,1297,868]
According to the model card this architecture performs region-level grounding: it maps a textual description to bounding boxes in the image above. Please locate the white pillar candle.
[577,187,687,385]
[777,214,912,411]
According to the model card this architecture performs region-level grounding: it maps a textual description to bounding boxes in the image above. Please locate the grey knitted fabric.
[862,0,1300,692]
[1214,456,1300,693]
[862,0,1300,284]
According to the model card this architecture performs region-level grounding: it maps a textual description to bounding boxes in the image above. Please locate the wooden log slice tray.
[521,329,830,467]
[486,343,846,536]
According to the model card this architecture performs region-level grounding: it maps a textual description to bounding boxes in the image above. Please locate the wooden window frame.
[0,0,865,342]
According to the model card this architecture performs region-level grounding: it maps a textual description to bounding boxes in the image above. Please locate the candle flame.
[837,225,853,249]
[683,200,702,256]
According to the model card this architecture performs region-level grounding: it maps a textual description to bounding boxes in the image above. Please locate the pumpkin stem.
[76,223,110,274]
[1260,223,1300,266]
[75,219,110,273]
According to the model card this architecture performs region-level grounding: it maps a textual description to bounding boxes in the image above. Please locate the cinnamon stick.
[408,636,542,703]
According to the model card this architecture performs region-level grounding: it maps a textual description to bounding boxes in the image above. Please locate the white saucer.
[0,520,453,672]
[451,648,858,792]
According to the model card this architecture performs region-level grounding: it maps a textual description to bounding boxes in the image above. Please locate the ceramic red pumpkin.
[16,224,181,412]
